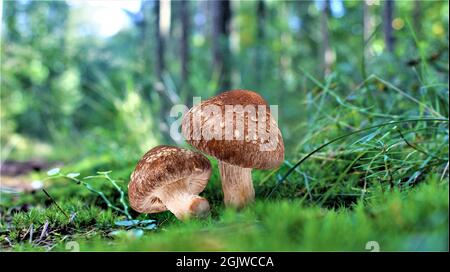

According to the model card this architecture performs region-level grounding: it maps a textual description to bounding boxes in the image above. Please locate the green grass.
[1,71,448,252]
[4,176,447,252]
[78,179,449,252]
[2,172,448,252]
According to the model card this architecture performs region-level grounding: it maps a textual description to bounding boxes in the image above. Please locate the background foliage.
[0,0,448,251]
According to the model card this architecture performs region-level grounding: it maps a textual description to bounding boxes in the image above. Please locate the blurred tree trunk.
[154,0,171,135]
[256,0,265,44]
[154,0,165,80]
[211,0,232,92]
[383,0,395,53]
[321,0,331,77]
[255,0,265,88]
[4,1,20,41]
[180,0,192,104]
[0,1,2,34]
[160,0,171,38]
[363,1,374,46]
[413,0,421,38]
[362,0,374,79]
[298,1,318,75]
[140,1,151,81]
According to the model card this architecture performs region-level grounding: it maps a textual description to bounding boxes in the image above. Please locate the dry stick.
[266,118,449,198]
[4,237,13,247]
[69,212,77,223]
[42,188,70,219]
[39,220,49,241]
[29,224,33,244]
[441,162,449,182]
[21,224,31,240]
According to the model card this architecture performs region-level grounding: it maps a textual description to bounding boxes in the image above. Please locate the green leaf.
[139,219,156,224]
[109,229,144,238]
[143,224,157,230]
[47,168,60,176]
[114,220,140,227]
[67,173,80,178]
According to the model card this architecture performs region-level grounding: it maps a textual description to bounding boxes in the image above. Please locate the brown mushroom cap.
[128,145,212,214]
[182,90,284,169]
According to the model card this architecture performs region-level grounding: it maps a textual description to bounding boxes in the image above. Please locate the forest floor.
[1,73,449,252]
[1,157,448,252]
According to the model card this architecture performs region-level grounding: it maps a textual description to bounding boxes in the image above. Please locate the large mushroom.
[182,90,284,208]
[128,145,212,220]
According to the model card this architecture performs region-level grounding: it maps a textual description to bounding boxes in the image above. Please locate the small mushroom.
[182,90,284,208]
[128,145,212,220]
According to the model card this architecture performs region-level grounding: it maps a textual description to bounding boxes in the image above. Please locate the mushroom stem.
[218,161,254,208]
[156,181,210,220]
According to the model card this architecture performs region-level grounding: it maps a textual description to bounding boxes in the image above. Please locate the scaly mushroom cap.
[128,145,211,213]
[182,90,284,169]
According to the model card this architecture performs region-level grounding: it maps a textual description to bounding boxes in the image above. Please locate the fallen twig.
[42,188,69,219]
[29,224,34,244]
[441,162,449,182]
[38,220,49,241]
[69,212,77,224]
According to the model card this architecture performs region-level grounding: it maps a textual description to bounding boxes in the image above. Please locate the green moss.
[16,180,443,252]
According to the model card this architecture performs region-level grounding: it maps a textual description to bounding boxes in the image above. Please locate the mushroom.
[182,90,284,208]
[128,145,212,220]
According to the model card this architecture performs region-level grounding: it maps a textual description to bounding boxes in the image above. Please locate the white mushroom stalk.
[218,161,254,208]
[155,179,210,220]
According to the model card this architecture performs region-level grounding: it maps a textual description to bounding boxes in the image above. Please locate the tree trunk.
[180,0,191,104]
[255,0,265,88]
[321,0,331,77]
[155,0,165,80]
[211,0,232,92]
[4,1,20,41]
[383,0,395,53]
[363,1,374,45]
[413,0,421,38]
[298,1,318,75]
[160,0,171,38]
[362,0,374,79]
[140,1,151,81]
[256,0,265,42]
[154,0,171,134]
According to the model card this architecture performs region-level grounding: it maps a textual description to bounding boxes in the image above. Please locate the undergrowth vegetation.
[1,72,448,251]
[0,1,448,252]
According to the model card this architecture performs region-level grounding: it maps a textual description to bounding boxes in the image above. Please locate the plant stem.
[42,188,69,219]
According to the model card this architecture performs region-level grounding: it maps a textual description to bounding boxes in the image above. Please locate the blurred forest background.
[1,0,447,165]
[0,0,448,251]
